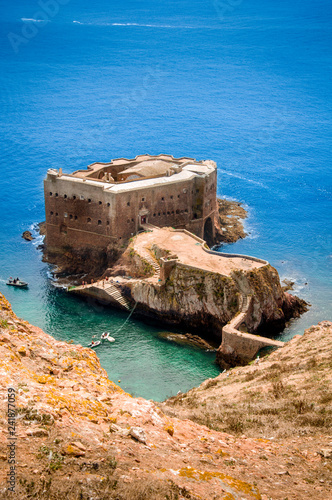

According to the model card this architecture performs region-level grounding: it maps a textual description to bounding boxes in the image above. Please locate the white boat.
[101,332,115,343]
[88,340,101,348]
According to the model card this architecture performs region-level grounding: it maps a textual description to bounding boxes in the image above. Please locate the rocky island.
[40,154,307,366]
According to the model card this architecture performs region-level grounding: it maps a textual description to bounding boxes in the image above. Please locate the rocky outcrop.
[43,243,125,283]
[69,226,308,369]
[214,198,248,244]
[0,294,330,500]
[121,262,307,343]
[21,230,34,241]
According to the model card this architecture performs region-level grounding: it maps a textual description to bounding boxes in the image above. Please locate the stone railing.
[172,228,269,266]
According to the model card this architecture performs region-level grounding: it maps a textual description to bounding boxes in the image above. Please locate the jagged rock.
[109,423,128,436]
[22,230,34,241]
[71,442,86,452]
[129,427,147,444]
[0,333,11,343]
[61,443,86,457]
[38,222,46,235]
[319,449,332,459]
[17,346,27,356]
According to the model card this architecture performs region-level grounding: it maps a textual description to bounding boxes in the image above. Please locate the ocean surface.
[0,0,331,401]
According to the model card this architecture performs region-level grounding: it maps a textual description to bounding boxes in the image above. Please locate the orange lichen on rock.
[0,292,331,500]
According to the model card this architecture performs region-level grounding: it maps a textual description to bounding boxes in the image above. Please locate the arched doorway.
[203,217,213,247]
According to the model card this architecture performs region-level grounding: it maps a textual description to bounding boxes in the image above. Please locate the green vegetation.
[17,405,54,426]
[38,445,64,472]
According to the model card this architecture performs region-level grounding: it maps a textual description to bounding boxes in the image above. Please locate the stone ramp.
[134,238,160,278]
[218,293,284,366]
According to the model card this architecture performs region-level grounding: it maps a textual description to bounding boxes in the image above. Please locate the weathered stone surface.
[320,448,332,459]
[17,345,27,356]
[61,443,85,457]
[129,427,147,445]
[27,428,49,437]
[22,230,34,241]
[70,441,86,452]
[0,292,330,500]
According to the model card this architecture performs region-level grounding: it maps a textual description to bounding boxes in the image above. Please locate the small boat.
[6,278,28,288]
[88,340,101,348]
[101,332,115,343]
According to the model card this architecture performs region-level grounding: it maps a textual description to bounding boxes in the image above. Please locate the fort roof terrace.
[134,226,267,277]
[49,162,215,194]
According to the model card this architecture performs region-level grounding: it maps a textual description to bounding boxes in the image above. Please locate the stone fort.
[44,154,218,253]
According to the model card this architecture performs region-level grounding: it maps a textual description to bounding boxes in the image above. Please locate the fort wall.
[44,155,218,253]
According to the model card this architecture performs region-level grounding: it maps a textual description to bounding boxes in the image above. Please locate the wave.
[72,20,200,29]
[110,23,182,28]
[21,18,50,23]
[218,168,268,189]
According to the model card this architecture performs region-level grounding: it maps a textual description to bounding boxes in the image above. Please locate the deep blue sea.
[0,0,331,400]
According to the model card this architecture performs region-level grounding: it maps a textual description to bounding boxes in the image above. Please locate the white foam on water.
[21,18,50,23]
[32,235,44,247]
[72,20,201,29]
[218,168,268,189]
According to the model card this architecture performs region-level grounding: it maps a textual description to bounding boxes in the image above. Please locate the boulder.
[27,428,49,437]
[22,231,34,241]
[129,427,147,445]
[61,443,86,457]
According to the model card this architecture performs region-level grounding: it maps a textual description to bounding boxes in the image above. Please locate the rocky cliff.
[0,294,331,500]
[122,259,307,342]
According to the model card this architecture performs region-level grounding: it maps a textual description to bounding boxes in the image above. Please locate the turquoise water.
[0,231,220,401]
[0,0,331,399]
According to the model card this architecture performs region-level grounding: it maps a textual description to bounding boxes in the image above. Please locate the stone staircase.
[139,248,160,277]
[102,283,131,310]
[239,293,249,313]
